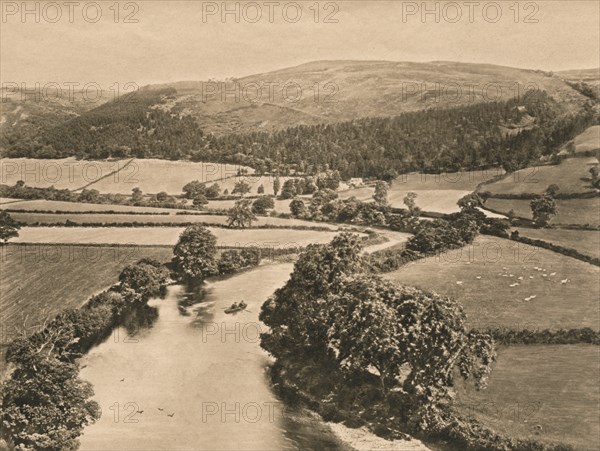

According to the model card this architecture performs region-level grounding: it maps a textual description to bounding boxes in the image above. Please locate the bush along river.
[78,262,352,450]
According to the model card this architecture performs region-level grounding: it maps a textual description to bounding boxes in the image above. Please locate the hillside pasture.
[0,244,174,345]
[515,228,600,260]
[383,235,600,331]
[340,187,472,214]
[484,197,600,226]
[12,226,347,247]
[86,159,252,195]
[565,125,600,154]
[482,157,598,196]
[455,345,599,450]
[339,169,503,214]
[393,168,504,191]
[8,212,339,230]
[0,157,130,191]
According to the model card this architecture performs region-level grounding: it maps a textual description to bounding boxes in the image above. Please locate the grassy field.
[393,169,505,191]
[383,235,600,331]
[0,157,130,191]
[454,345,600,450]
[0,199,186,213]
[86,159,252,194]
[564,125,600,154]
[482,157,598,196]
[12,226,347,247]
[0,244,174,345]
[8,212,339,229]
[340,169,503,214]
[515,228,600,259]
[484,197,600,226]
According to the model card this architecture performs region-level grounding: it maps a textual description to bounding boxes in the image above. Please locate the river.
[79,263,349,451]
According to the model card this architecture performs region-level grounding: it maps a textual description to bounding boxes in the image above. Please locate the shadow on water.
[79,265,347,450]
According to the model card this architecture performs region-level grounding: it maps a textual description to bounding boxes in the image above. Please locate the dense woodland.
[1,88,596,179]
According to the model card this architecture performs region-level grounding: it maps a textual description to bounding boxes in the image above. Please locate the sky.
[1,0,599,87]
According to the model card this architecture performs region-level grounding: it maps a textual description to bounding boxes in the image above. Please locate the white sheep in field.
[561,279,570,284]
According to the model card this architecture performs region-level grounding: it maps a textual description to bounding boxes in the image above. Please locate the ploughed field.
[484,197,600,226]
[383,235,600,331]
[455,345,600,450]
[12,226,349,247]
[0,244,174,345]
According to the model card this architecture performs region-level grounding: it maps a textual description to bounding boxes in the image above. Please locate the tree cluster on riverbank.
[1,259,170,450]
[259,234,496,434]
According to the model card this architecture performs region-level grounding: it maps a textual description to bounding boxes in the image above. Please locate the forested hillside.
[1,87,595,179]
[204,91,595,177]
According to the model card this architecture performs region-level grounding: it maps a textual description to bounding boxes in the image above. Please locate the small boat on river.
[224,301,248,314]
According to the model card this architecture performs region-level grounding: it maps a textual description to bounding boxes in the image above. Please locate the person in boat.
[239,300,247,309]
[230,302,238,310]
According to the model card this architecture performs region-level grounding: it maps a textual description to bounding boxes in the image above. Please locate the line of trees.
[1,259,170,450]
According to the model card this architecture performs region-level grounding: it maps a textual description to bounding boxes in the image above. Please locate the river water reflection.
[79,263,346,450]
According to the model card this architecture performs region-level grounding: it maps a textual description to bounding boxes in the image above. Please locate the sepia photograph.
[0,1,599,450]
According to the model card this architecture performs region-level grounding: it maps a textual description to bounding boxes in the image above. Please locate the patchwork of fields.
[455,345,600,450]
[484,197,600,226]
[383,235,600,331]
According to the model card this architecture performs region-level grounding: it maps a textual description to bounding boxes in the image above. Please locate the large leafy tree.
[173,225,218,281]
[232,181,252,197]
[251,195,275,214]
[260,234,495,430]
[2,358,100,451]
[260,233,365,355]
[227,199,257,228]
[530,194,557,226]
[182,180,206,199]
[118,261,170,301]
[0,211,20,244]
[373,181,389,206]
